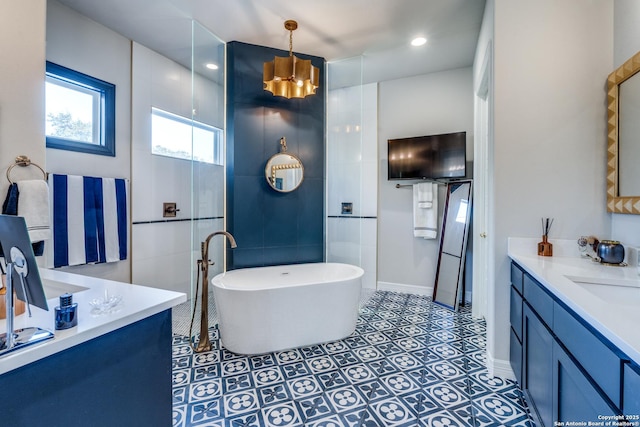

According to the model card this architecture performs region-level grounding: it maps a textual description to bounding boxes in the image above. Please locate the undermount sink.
[566,275,640,306]
[42,279,88,299]
[565,275,640,288]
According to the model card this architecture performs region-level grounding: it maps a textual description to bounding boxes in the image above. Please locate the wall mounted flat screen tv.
[387,131,466,180]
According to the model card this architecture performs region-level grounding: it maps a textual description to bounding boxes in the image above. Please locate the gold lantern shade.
[263,20,319,99]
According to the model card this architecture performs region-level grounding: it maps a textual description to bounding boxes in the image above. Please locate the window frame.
[45,61,116,157]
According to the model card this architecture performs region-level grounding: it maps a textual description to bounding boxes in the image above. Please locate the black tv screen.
[387,131,466,180]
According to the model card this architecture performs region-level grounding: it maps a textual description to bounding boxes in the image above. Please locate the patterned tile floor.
[172,291,536,426]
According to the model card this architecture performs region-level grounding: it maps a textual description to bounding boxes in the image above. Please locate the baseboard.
[486,350,516,381]
[377,281,433,296]
[376,282,473,303]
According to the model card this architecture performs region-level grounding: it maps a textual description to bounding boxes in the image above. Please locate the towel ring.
[6,155,47,184]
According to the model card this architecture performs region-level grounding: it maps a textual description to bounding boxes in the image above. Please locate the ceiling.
[54,0,486,84]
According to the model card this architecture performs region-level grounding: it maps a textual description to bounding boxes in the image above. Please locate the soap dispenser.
[55,293,78,330]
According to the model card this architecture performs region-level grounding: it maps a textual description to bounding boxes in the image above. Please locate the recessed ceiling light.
[411,37,427,47]
[205,63,219,70]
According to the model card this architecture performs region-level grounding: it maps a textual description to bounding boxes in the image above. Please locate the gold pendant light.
[263,20,319,99]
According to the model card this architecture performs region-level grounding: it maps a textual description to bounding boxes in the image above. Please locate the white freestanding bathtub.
[211,262,363,355]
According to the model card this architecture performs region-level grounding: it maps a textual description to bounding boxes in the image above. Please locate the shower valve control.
[163,202,180,217]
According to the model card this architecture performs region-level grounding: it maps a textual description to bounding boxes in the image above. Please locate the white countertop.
[0,268,186,375]
[508,237,640,365]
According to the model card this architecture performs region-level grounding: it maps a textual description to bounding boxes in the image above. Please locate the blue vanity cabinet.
[0,310,173,426]
[522,303,554,427]
[511,261,631,427]
[552,340,618,423]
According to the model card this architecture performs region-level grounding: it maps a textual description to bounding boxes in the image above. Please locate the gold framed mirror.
[265,153,304,192]
[265,137,304,192]
[607,50,640,213]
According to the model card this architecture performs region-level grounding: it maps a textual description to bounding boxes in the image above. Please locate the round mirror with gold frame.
[607,50,640,213]
[265,137,304,192]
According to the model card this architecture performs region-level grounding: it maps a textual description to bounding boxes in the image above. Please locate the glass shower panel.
[189,22,226,312]
[326,56,378,290]
[326,57,365,280]
[130,16,195,300]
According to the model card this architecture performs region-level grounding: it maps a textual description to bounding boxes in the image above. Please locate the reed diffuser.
[538,218,553,256]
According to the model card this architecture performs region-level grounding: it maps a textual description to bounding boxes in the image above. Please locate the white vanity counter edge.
[0,268,186,375]
[508,237,640,365]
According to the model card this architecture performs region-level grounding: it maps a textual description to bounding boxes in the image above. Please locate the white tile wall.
[327,217,361,257]
[328,163,362,216]
[132,220,191,261]
[361,160,378,216]
[360,235,378,290]
[132,218,225,294]
[132,249,192,294]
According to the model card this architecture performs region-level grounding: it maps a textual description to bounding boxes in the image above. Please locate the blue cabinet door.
[523,304,554,427]
[623,363,640,414]
[553,303,622,407]
[553,340,619,422]
[510,328,523,385]
[511,262,524,294]
[510,285,523,341]
[510,284,523,385]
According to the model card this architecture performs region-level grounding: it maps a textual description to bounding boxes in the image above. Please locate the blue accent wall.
[226,42,325,269]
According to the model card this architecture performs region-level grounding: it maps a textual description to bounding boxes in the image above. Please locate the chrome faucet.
[192,230,237,353]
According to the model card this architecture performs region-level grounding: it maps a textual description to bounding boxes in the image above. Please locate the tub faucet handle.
[196,258,215,269]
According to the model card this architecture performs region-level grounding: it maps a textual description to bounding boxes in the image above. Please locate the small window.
[45,61,115,156]
[151,108,223,165]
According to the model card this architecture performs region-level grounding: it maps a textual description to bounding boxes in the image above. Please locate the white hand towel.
[413,182,438,239]
[415,182,433,209]
[16,180,51,243]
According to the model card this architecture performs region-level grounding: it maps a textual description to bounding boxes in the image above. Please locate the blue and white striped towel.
[47,174,128,268]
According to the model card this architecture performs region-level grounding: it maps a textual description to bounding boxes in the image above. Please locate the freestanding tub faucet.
[191,231,237,353]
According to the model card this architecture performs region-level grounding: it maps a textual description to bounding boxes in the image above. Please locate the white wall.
[611,0,640,245]
[45,0,132,282]
[326,82,378,290]
[490,0,612,375]
[377,67,474,294]
[131,42,225,296]
[0,1,47,201]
